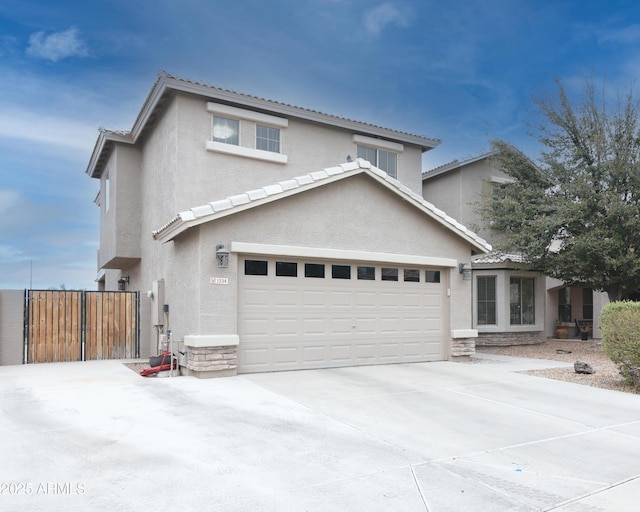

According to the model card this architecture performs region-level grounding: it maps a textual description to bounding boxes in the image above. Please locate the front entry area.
[237,256,448,373]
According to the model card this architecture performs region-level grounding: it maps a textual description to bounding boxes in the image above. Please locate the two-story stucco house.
[422,152,608,344]
[86,72,491,376]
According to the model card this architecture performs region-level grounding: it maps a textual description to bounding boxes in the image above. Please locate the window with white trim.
[357,145,398,178]
[256,124,280,153]
[477,276,496,325]
[510,277,535,325]
[212,116,239,145]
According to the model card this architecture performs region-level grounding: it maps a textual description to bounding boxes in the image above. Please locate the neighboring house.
[422,152,608,344]
[86,72,491,376]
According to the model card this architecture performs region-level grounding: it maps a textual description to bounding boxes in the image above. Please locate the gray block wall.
[0,290,24,366]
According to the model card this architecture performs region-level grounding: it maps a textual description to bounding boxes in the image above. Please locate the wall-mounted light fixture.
[216,244,229,268]
[117,276,129,291]
[458,263,472,281]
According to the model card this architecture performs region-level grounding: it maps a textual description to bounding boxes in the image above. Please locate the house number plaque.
[209,277,229,285]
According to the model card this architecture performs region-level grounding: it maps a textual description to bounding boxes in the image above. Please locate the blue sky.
[1,0,640,289]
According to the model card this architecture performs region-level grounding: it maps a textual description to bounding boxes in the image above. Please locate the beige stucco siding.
[160,174,473,344]
[422,159,510,242]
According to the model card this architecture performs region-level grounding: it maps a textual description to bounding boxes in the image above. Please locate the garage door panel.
[238,257,447,373]
[380,317,401,333]
[303,345,326,363]
[240,346,271,369]
[402,293,422,307]
[403,317,423,333]
[329,291,352,307]
[380,292,400,307]
[329,317,353,335]
[355,292,376,307]
[244,318,271,336]
[273,289,298,306]
[273,318,298,336]
[273,346,298,366]
[302,318,326,334]
[303,290,325,306]
[355,317,378,333]
[330,344,352,361]
[244,288,271,306]
[355,343,377,361]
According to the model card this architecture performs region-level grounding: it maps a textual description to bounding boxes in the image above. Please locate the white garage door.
[237,257,447,373]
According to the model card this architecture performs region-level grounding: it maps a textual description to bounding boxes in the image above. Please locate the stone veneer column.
[450,329,478,358]
[182,335,239,378]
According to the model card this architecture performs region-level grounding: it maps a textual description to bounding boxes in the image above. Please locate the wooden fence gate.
[24,290,140,363]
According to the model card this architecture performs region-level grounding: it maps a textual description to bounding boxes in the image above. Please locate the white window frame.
[212,115,240,146]
[206,103,288,164]
[353,134,403,179]
[256,124,281,153]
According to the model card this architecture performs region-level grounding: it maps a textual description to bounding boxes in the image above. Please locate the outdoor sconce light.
[216,244,229,268]
[458,263,472,281]
[117,276,129,291]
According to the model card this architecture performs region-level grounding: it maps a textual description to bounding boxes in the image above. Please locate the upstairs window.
[357,145,398,178]
[256,125,280,153]
[213,116,239,145]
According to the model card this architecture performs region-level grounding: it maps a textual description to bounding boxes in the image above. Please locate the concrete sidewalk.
[1,356,639,511]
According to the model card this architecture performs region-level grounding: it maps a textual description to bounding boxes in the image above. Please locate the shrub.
[601,301,640,389]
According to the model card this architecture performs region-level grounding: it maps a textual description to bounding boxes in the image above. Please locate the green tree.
[483,79,640,302]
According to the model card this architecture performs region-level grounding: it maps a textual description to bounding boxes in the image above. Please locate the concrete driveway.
[1,356,639,511]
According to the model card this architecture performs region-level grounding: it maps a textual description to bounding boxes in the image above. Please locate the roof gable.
[422,151,495,182]
[152,158,492,253]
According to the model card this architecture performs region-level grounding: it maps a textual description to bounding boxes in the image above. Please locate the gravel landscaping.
[474,340,639,395]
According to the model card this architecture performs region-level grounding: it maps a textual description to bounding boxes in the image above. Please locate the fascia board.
[230,241,457,268]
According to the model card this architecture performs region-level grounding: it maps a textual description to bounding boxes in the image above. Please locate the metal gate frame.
[23,290,140,363]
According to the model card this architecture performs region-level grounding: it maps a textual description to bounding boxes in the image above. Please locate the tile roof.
[422,151,495,181]
[472,252,525,265]
[152,159,492,254]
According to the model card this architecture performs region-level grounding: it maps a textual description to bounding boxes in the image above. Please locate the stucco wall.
[0,290,24,366]
[160,174,475,344]
[422,158,510,242]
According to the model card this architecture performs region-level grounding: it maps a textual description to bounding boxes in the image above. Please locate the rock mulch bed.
[474,340,638,395]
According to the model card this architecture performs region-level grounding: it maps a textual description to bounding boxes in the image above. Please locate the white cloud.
[26,26,88,62]
[364,3,408,36]
[0,107,97,153]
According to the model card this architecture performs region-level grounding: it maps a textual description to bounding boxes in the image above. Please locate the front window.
[256,125,280,153]
[357,145,398,178]
[213,116,239,145]
[511,277,535,325]
[477,276,496,325]
[558,287,571,323]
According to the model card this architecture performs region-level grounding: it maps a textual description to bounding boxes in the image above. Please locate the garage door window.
[404,269,420,282]
[381,268,398,281]
[305,263,325,278]
[357,266,375,280]
[332,265,351,279]
[276,261,297,277]
[245,260,268,275]
[425,270,440,283]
